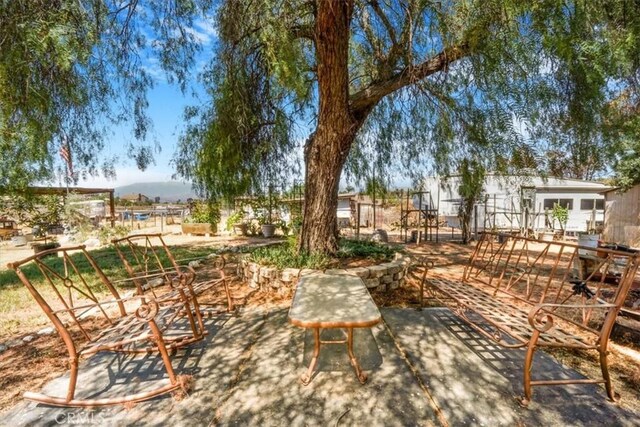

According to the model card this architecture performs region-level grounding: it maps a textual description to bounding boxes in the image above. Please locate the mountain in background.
[115,181,198,202]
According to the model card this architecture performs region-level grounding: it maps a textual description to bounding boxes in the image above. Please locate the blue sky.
[77,17,218,189]
[78,82,196,188]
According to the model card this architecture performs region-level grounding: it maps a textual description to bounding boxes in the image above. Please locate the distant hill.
[115,181,198,202]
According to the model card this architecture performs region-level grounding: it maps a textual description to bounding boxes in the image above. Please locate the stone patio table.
[288,273,381,384]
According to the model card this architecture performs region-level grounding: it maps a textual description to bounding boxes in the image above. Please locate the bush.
[185,201,221,228]
[248,238,398,269]
[249,238,330,269]
[225,210,246,231]
[336,239,397,260]
[98,225,130,245]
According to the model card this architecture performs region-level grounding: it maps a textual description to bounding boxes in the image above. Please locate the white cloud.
[184,18,218,46]
[141,57,167,84]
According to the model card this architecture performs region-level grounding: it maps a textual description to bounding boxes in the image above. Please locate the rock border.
[224,252,412,293]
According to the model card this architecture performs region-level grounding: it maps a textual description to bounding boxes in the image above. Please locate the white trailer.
[424,175,610,234]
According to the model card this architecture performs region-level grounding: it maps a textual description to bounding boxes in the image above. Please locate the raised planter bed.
[233,252,412,294]
[181,223,216,236]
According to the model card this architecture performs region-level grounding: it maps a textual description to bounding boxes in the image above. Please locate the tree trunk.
[298,0,363,255]
[459,200,474,244]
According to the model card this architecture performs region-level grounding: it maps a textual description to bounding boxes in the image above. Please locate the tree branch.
[349,43,469,115]
[367,0,397,46]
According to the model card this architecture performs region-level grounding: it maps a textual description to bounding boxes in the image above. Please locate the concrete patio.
[3,307,637,426]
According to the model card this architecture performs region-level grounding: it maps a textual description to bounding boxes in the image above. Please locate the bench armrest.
[410,256,434,270]
[527,302,617,332]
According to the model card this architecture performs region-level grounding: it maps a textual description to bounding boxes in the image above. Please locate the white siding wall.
[424,175,607,233]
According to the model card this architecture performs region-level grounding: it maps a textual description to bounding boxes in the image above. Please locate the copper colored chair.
[8,245,201,407]
[111,234,233,318]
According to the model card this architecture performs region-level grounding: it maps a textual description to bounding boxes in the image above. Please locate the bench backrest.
[8,246,127,345]
[463,232,639,328]
[111,234,194,298]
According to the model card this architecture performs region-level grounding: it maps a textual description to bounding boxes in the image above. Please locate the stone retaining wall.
[222,253,413,293]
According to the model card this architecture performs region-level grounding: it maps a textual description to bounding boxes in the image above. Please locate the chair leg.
[223,279,234,312]
[191,293,206,334]
[521,329,541,407]
[66,357,79,403]
[179,288,204,340]
[599,349,616,401]
[148,319,178,386]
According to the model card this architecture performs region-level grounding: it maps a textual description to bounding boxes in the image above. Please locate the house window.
[543,199,556,210]
[558,199,573,210]
[580,199,605,210]
[580,199,594,210]
[543,198,573,210]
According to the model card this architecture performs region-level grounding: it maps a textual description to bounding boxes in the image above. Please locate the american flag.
[59,141,74,177]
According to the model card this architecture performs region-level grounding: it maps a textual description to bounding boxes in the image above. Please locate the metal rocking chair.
[111,233,234,318]
[8,245,203,407]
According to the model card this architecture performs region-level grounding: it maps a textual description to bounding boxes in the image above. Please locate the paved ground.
[3,307,638,426]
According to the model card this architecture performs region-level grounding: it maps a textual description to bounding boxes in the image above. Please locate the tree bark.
[298,0,363,254]
[298,1,469,255]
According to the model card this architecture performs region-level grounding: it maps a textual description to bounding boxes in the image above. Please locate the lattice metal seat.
[428,277,597,349]
[8,245,202,407]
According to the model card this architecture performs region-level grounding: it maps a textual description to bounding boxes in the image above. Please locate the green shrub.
[248,238,398,269]
[336,239,397,260]
[225,210,246,231]
[97,225,130,245]
[249,238,328,269]
[185,201,221,228]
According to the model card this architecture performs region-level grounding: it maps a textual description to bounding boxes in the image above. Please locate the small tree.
[457,160,486,244]
[187,201,221,230]
[552,203,569,236]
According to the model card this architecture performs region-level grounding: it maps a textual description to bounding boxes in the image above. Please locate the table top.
[288,273,381,328]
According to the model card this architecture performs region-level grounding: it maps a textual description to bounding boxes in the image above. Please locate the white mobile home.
[424,175,610,233]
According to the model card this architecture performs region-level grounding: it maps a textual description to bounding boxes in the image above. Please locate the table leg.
[301,328,320,385]
[347,328,368,384]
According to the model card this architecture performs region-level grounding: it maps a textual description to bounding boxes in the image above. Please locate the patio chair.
[111,234,233,318]
[7,245,201,407]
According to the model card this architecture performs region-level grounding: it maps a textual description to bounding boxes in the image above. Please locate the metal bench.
[7,245,202,407]
[420,232,640,406]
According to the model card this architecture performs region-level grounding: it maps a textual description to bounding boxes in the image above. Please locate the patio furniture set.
[7,231,638,408]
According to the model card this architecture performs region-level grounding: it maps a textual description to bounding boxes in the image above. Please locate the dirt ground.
[0,235,639,415]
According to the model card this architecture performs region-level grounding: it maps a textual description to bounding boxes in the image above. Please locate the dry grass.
[0,320,106,411]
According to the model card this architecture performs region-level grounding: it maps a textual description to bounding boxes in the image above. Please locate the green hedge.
[248,238,398,270]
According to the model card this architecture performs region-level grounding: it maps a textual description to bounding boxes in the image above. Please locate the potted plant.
[551,203,569,239]
[251,187,278,238]
[225,210,248,235]
[181,201,221,236]
[259,212,277,238]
